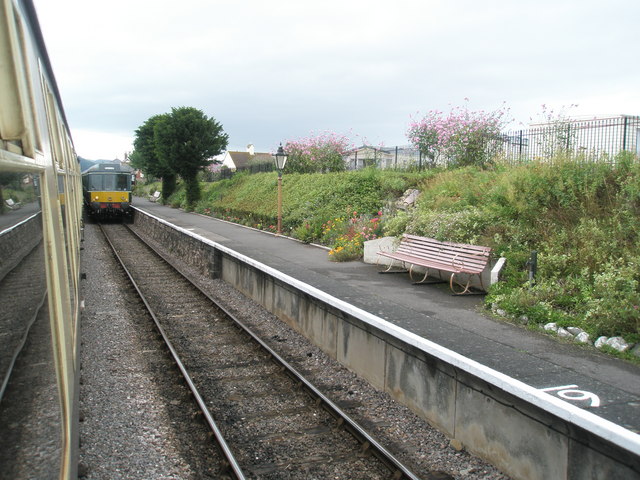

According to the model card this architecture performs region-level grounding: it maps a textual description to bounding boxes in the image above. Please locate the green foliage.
[325,209,384,262]
[130,114,170,178]
[477,155,640,341]
[150,153,640,344]
[131,107,228,207]
[406,101,509,167]
[284,131,351,174]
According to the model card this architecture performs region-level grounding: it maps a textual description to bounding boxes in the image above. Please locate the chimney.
[247,144,255,156]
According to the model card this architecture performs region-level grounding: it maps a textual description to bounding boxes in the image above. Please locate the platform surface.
[135,200,640,433]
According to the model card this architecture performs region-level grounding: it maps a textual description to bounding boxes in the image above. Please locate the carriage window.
[88,175,103,191]
[116,174,129,191]
[0,168,61,477]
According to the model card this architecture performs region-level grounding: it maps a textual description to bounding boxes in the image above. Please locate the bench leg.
[450,273,485,295]
[410,266,446,285]
[377,258,408,274]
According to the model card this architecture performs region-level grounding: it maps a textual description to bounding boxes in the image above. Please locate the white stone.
[557,327,573,339]
[606,336,630,353]
[363,237,397,265]
[490,257,507,285]
[575,332,591,344]
[566,327,584,336]
[543,322,558,332]
[594,336,608,349]
[397,189,420,209]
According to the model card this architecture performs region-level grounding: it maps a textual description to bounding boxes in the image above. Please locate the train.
[82,162,134,218]
[0,1,82,479]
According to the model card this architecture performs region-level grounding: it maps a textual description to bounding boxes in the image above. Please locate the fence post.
[622,116,629,152]
[395,146,398,168]
[519,130,524,160]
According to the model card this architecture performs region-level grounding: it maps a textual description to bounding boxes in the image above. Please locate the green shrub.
[162,155,640,344]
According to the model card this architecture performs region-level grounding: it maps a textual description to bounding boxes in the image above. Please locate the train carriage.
[0,0,82,478]
[82,162,134,218]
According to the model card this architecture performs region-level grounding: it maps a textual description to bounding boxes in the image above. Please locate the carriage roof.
[82,162,133,175]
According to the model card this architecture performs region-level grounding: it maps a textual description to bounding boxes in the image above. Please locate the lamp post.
[273,143,288,235]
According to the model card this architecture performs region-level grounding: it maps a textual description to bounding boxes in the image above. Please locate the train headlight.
[94,195,98,200]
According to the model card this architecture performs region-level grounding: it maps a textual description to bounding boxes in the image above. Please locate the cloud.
[35,0,640,159]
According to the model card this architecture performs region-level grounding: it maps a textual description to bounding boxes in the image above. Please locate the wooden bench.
[377,234,492,294]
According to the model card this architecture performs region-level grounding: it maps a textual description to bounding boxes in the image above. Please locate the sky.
[34,0,640,161]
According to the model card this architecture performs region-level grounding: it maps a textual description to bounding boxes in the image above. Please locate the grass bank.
[136,156,640,352]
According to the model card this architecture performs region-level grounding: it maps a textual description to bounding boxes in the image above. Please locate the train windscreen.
[88,173,131,191]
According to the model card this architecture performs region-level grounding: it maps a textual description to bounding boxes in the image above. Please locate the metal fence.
[496,115,640,164]
[200,116,640,181]
[346,115,640,170]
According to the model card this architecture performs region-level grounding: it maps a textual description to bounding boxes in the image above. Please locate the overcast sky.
[34,0,640,160]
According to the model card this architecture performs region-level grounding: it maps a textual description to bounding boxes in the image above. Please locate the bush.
[325,209,384,261]
[407,101,509,167]
[162,154,640,344]
[284,131,352,174]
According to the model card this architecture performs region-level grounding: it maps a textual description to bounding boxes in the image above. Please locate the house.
[218,144,273,172]
[343,145,421,170]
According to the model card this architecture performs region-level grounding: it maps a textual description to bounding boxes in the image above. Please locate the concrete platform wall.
[0,213,42,281]
[133,209,640,480]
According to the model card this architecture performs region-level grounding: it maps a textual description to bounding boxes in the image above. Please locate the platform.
[135,199,640,433]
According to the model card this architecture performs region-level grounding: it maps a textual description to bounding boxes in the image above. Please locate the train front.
[82,163,133,217]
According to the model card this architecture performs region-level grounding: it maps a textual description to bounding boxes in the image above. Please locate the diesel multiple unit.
[82,162,134,217]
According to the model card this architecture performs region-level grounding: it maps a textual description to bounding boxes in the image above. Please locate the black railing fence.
[496,115,640,164]
[199,116,640,181]
[348,115,640,170]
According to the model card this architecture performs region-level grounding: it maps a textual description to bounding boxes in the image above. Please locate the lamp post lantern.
[273,143,288,235]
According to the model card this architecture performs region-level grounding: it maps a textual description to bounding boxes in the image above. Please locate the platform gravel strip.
[79,222,222,479]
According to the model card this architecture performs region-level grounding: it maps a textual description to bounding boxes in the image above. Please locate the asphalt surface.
[136,198,640,434]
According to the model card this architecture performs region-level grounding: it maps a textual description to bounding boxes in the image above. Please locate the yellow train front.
[82,162,134,218]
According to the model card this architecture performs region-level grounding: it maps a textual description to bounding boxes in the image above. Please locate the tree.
[154,107,228,208]
[130,114,177,198]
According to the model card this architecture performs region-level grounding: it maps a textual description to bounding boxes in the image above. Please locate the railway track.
[100,222,446,479]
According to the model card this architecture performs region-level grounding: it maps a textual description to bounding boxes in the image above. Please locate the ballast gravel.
[79,223,219,479]
[79,220,510,479]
